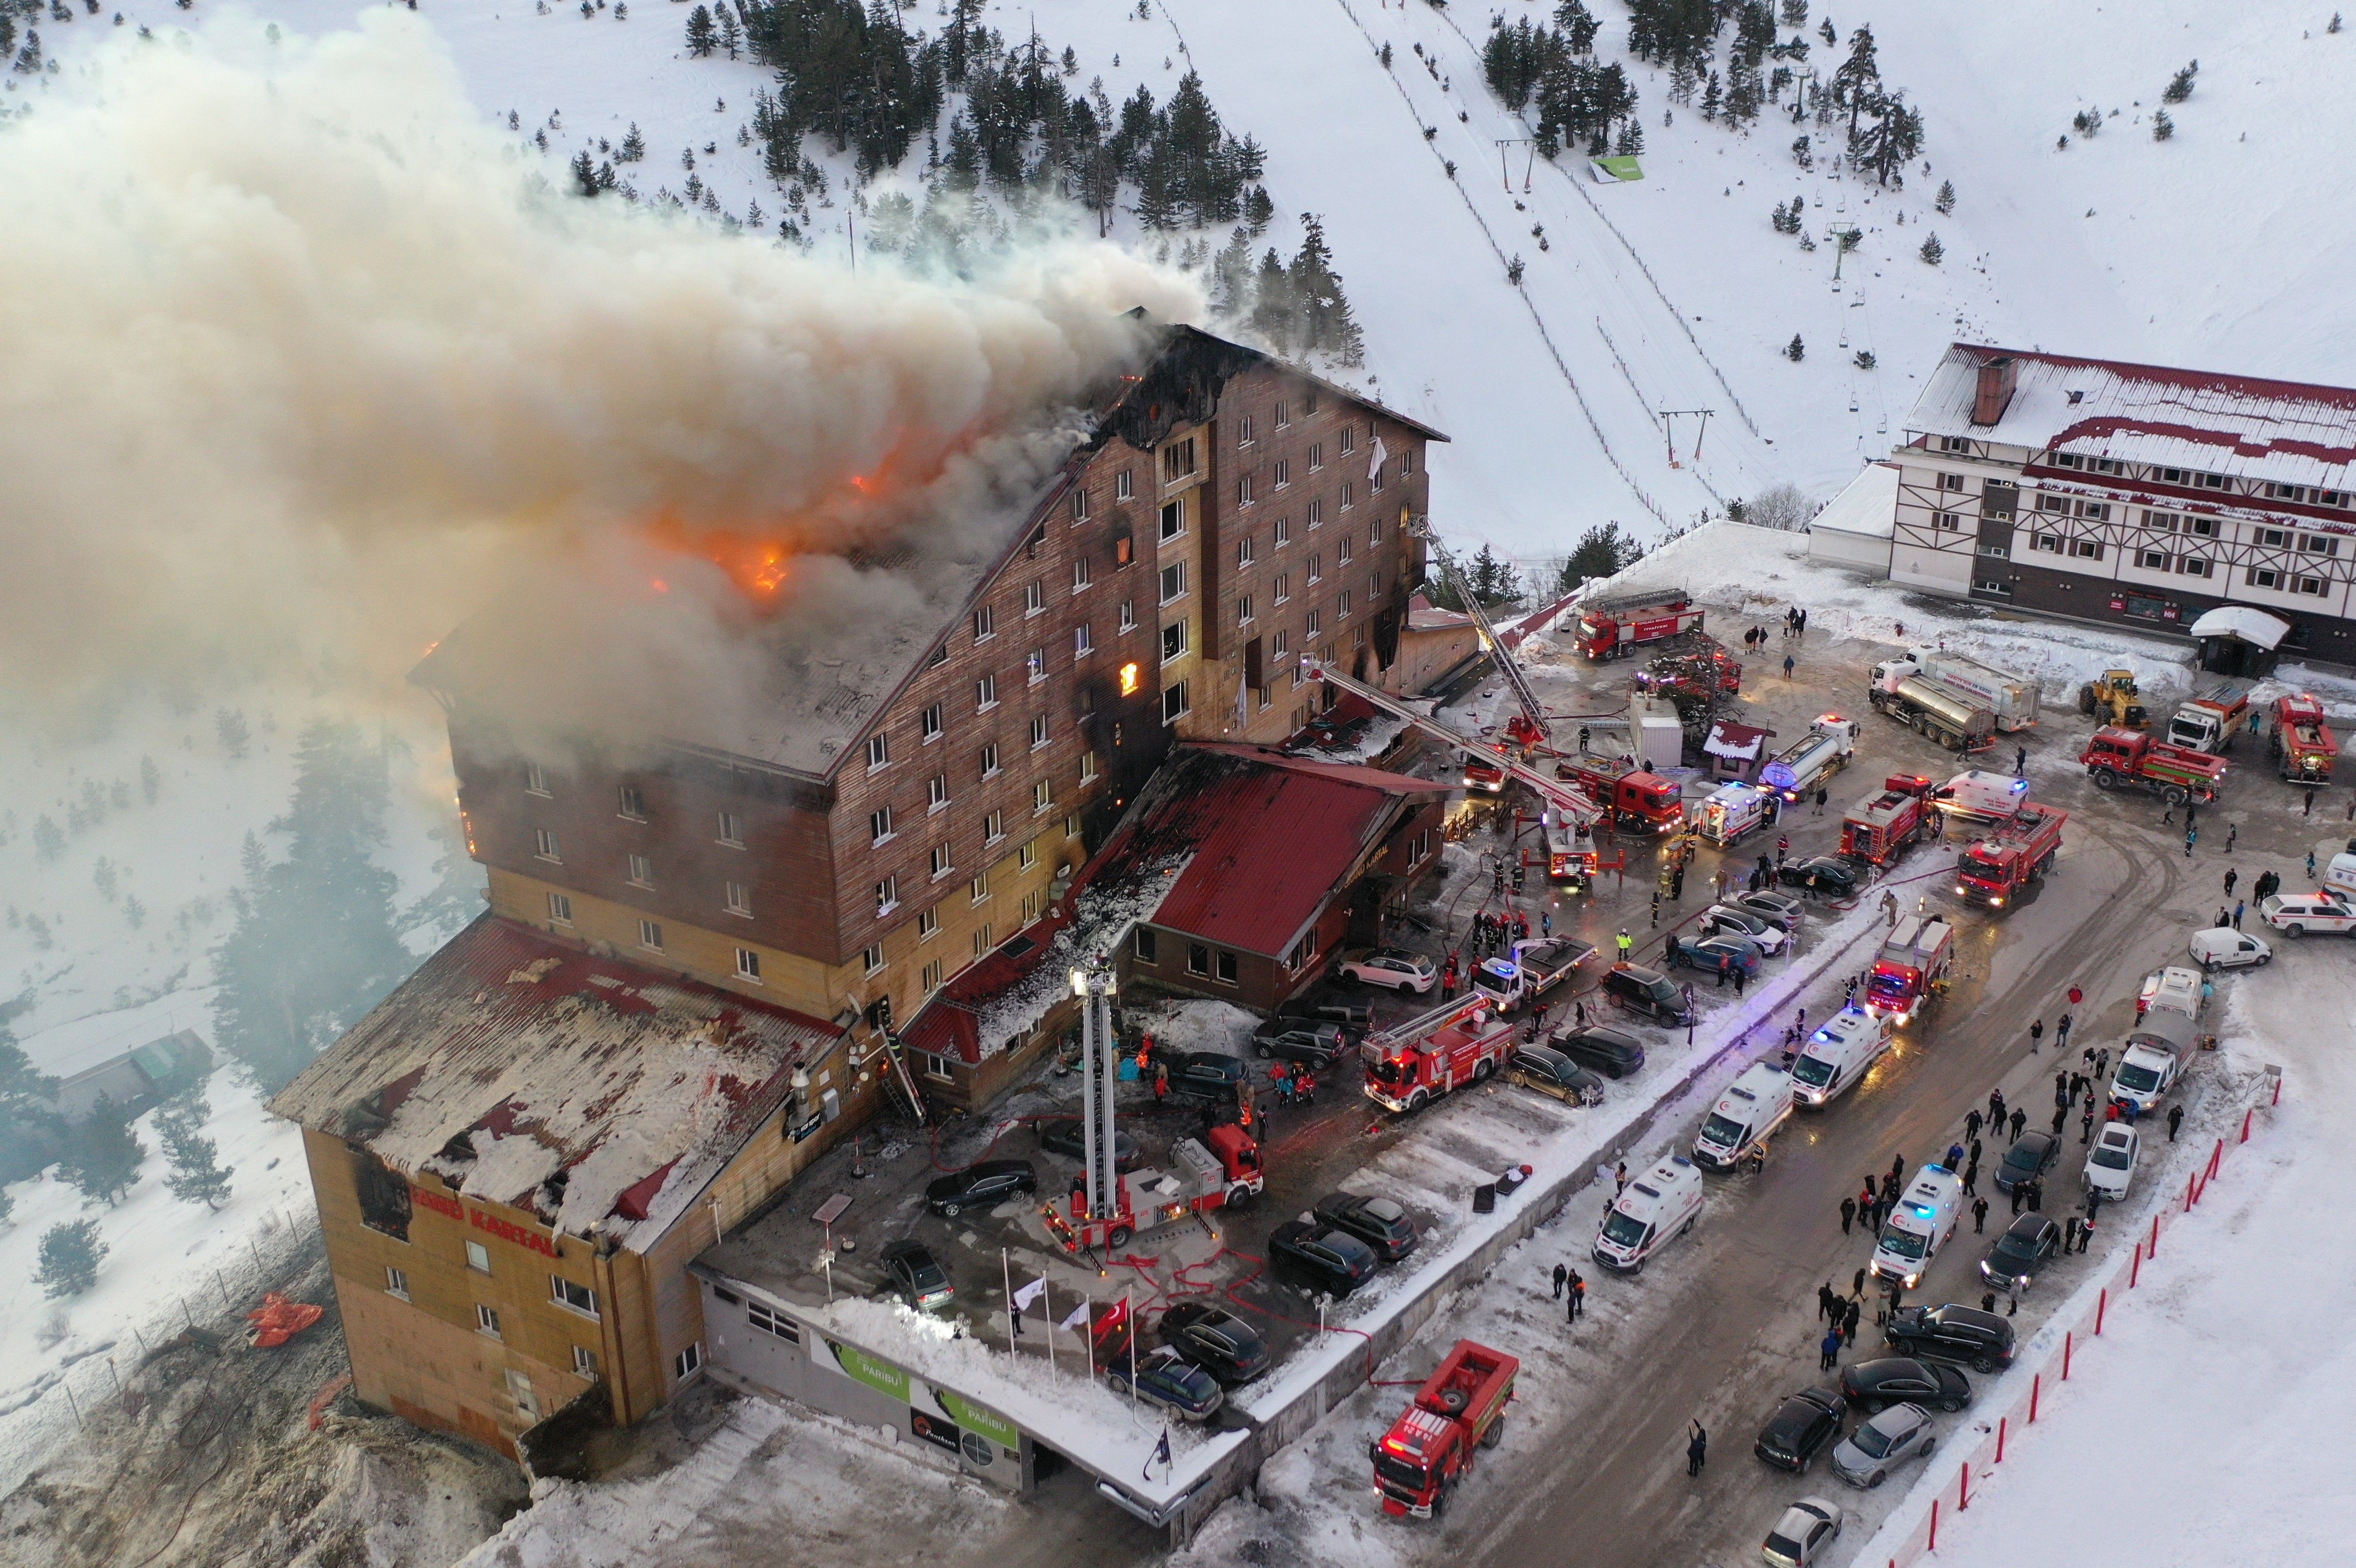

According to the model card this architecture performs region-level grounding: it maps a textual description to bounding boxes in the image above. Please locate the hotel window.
[1400,446,1415,476]
[627,852,653,887]
[2258,527,2290,548]
[1116,469,1134,501]
[979,742,1000,778]
[736,947,763,981]
[1308,443,1324,472]
[1027,646,1047,684]
[717,811,743,847]
[1161,437,1197,484]
[1238,474,1254,507]
[873,877,899,916]
[1187,943,1210,977]
[1274,457,1291,490]
[1238,414,1255,446]
[1163,681,1190,724]
[2069,539,2103,560]
[976,673,998,711]
[1161,561,1188,605]
[2144,509,2179,532]
[1133,927,1158,963]
[551,1277,599,1318]
[920,703,943,742]
[928,772,949,813]
[2075,501,2109,522]
[1237,535,1255,570]
[533,828,560,862]
[638,918,663,952]
[1935,511,1963,531]
[1022,891,1041,923]
[1369,572,1383,600]
[1939,436,1970,453]
[574,1345,599,1378]
[1371,459,1385,493]
[1162,618,1188,662]
[1080,750,1100,782]
[1160,497,1185,542]
[1026,581,1046,617]
[970,872,990,904]
[2179,557,2212,578]
[673,1344,703,1382]
[1338,589,1353,619]
[726,880,752,916]
[477,1304,502,1339]
[1069,486,1091,524]
[1217,951,1239,984]
[1118,599,1138,633]
[1338,534,1354,565]
[1308,498,1324,528]
[1273,400,1290,429]
[1308,553,1324,584]
[1030,713,1050,749]
[1938,472,1966,492]
[2188,516,2218,537]
[867,734,890,771]
[1340,425,1357,456]
[1369,513,1385,544]
[2030,534,2063,554]
[2247,566,2281,589]
[1340,482,1355,510]
[973,605,996,642]
[1033,778,1054,813]
[917,907,939,940]
[524,762,551,797]
[2267,482,2307,501]
[1074,622,1093,658]
[467,1241,492,1274]
[1273,573,1291,605]
[971,926,992,957]
[1274,516,1291,546]
[928,642,948,668]
[2196,472,2230,490]
[1977,543,2010,559]
[929,844,954,880]
[2038,493,2071,514]
[1019,840,1037,871]
[2300,534,2341,556]
[546,892,573,925]
[2139,549,2170,571]
[985,809,1004,843]
[870,806,894,845]
[862,943,885,975]
[617,783,646,820]
[921,961,945,995]
[1238,594,1255,626]
[1072,556,1092,592]
[2298,576,2327,597]
[385,1266,409,1300]
[1306,609,1322,638]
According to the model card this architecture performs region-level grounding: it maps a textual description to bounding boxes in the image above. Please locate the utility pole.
[1495,139,1535,193]
[1661,409,1714,468]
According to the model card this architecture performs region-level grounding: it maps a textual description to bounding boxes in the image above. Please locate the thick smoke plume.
[0,13,1196,735]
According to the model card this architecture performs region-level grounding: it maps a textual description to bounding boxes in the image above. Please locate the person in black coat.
[1553,1262,1568,1300]
[1840,1196,1856,1234]
[1686,1420,1708,1476]
[2009,1107,2027,1142]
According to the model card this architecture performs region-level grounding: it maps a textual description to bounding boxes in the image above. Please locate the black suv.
[1979,1214,2060,1292]
[1036,1119,1139,1172]
[1271,996,1375,1032]
[1601,963,1695,1026]
[924,1159,1037,1216]
[1884,1304,2017,1373]
[1161,1050,1248,1106]
[1549,1023,1649,1079]
[1268,1220,1380,1297]
[1753,1387,1847,1473]
[1252,1020,1349,1069]
[1158,1302,1272,1384]
[1313,1192,1418,1262]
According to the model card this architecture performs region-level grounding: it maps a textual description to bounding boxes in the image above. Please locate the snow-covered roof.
[269,915,841,1252]
[2188,605,2293,650]
[1811,462,1901,540]
[1906,344,2356,493]
[1704,721,1772,760]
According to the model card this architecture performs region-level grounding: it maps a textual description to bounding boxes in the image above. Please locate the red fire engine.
[1839,774,1939,866]
[1370,1340,1519,1519]
[1555,755,1683,832]
[1955,805,2067,909]
[1574,591,1704,661]
[1363,1004,1516,1114]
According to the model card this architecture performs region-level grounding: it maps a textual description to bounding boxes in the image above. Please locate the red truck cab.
[1574,594,1703,660]
[1840,774,1938,865]
[1955,805,2067,908]
[1372,1339,1519,1518]
[1364,1014,1515,1113]
[1557,755,1682,832]
[2080,727,2227,802]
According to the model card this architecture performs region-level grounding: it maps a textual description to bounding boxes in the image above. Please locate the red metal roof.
[269,916,841,1250]
[1126,744,1444,958]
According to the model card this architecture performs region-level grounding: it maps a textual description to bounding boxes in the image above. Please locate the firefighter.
[1617,927,1634,959]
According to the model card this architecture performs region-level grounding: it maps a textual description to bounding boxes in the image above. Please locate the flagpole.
[1002,1249,1016,1356]
[1083,1296,1095,1380]
[1043,1280,1056,1375]
[1126,1289,1136,1405]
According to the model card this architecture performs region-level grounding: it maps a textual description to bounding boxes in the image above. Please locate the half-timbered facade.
[1887,345,2356,663]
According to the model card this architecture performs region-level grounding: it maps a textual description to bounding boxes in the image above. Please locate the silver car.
[1761,1497,1843,1566]
[1829,1401,1937,1489]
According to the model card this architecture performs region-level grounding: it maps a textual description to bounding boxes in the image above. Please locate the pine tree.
[1918,232,1943,264]
[141,755,161,804]
[714,4,738,59]
[1615,118,1644,155]
[1785,333,1806,362]
[1289,215,1364,364]
[1780,0,1808,23]
[2152,109,2174,142]
[159,1096,233,1210]
[33,814,63,861]
[37,1219,105,1297]
[1563,522,1641,584]
[620,123,644,162]
[2162,60,2197,103]
[1935,178,1956,213]
[59,1093,145,1206]
[216,709,250,758]
[684,3,715,57]
[571,149,601,196]
[1701,70,1722,121]
[1249,247,1296,350]
[1791,133,1813,169]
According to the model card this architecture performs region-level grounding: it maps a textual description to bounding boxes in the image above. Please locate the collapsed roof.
[269,915,841,1252]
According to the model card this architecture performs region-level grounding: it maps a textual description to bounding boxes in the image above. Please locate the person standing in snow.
[2029,1018,2044,1053]
[2015,744,2027,777]
[1819,1327,1842,1371]
[1839,1195,1856,1234]
[1553,1261,1568,1300]
[1818,1282,1838,1322]
[1972,1195,1990,1234]
[1686,1420,1708,1477]
[2167,1103,2185,1142]
[2009,1106,2026,1142]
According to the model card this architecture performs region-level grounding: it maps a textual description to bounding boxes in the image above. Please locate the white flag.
[1368,434,1388,481]
[1060,1299,1093,1332]
[1012,1275,1048,1313]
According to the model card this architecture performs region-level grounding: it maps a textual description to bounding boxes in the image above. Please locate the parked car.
[2258,892,2356,937]
[1549,1023,1649,1080]
[1840,1357,1970,1414]
[1162,1050,1249,1107]
[2188,927,2271,970]
[1268,1219,1380,1297]
[1829,1402,1936,1490]
[1699,904,1791,954]
[1335,947,1439,993]
[1778,856,1863,898]
[1036,1119,1139,1172]
[878,1240,955,1311]
[1731,888,1806,931]
[1993,1129,2060,1195]
[1753,1387,1848,1473]
[1600,963,1695,1027]
[1760,1498,1845,1567]
[1978,1213,2060,1292]
[1666,931,1764,979]
[924,1159,1037,1217]
[1103,1345,1224,1421]
[1884,1304,2016,1373]
[1271,995,1375,1032]
[1313,1192,1420,1262]
[1158,1302,1272,1384]
[1505,1044,1607,1105]
[1252,1020,1349,1069]
[2085,1123,2140,1199]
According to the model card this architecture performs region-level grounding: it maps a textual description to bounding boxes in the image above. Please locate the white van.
[1692,1064,1795,1171]
[2085,1124,2140,1200]
[1869,1165,1962,1290]
[1938,769,2029,821]
[2326,849,2356,903]
[1593,1155,1704,1275]
[2109,1043,2181,1116]
[2136,965,2204,1023]
[1790,1006,1896,1107]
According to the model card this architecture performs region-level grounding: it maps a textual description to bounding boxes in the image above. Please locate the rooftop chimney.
[1971,355,2019,427]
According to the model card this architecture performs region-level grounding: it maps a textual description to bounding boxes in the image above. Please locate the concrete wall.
[1807,526,1894,575]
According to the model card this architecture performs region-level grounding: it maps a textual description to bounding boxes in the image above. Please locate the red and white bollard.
[2062,1330,2074,1381]
[2207,1138,2224,1181]
[1959,1457,1972,1510]
[2131,1240,2143,1288]
[2029,1372,2042,1422]
[2096,1287,2108,1335]
[2149,1213,2161,1258]
[1996,1414,2008,1464]
[1928,1497,1940,1551]
[2243,1107,2255,1142]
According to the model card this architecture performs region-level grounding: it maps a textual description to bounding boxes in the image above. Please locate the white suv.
[2258,893,2356,937]
[2085,1123,2139,1200]
[1336,947,1437,993]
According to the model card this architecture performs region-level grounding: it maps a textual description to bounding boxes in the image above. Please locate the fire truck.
[1048,1122,1265,1252]
[1572,589,1704,661]
[2079,727,2228,803]
[1536,805,1601,887]
[1840,775,1939,866]
[1420,531,1558,792]
[1864,915,1956,1024]
[1363,1005,1518,1114]
[1555,754,1684,832]
[2268,694,2339,785]
[1954,805,2067,909]
[1370,1339,1519,1519]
